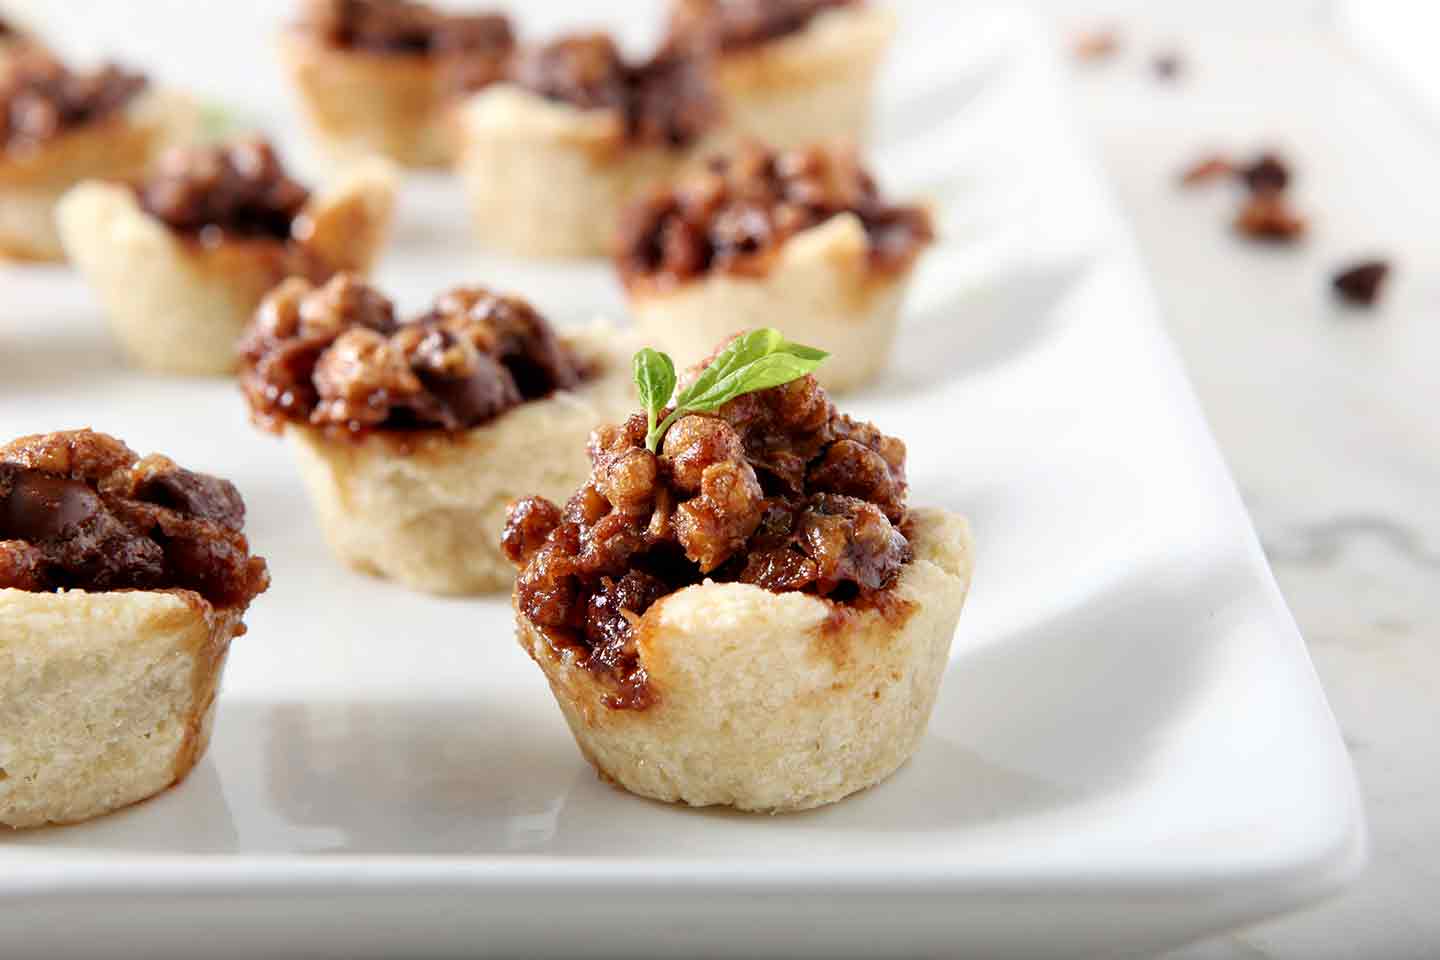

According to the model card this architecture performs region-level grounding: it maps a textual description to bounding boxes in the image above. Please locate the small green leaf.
[681,352,826,412]
[633,348,676,414]
[674,328,783,407]
[639,330,828,452]
[632,348,676,451]
[777,340,829,362]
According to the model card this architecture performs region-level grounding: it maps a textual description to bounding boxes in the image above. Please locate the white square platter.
[0,4,1364,958]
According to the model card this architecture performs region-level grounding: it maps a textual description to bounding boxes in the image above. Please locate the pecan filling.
[137,139,312,245]
[240,274,587,438]
[0,430,269,609]
[504,366,910,710]
[300,0,514,96]
[617,142,932,289]
[0,51,147,153]
[301,0,513,56]
[510,33,720,148]
[666,0,862,54]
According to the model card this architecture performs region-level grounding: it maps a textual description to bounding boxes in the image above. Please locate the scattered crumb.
[1179,153,1234,187]
[1233,150,1304,242]
[1072,28,1120,63]
[1152,51,1183,81]
[1237,152,1292,194]
[1181,148,1306,243]
[1332,259,1390,307]
[1235,192,1307,243]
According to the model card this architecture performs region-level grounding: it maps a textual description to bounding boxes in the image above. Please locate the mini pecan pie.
[504,343,973,812]
[239,274,637,595]
[665,0,894,149]
[617,142,932,392]
[0,50,195,262]
[281,0,516,167]
[57,138,396,376]
[455,33,722,257]
[0,429,268,829]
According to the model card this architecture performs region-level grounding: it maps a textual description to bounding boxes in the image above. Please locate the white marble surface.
[1046,9,1439,959]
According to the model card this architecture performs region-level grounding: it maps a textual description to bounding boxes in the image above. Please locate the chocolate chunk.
[1238,152,1291,194]
[419,347,523,430]
[1332,259,1390,307]
[0,472,102,544]
[133,466,246,531]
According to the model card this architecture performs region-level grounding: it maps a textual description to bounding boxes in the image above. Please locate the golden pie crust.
[0,588,246,829]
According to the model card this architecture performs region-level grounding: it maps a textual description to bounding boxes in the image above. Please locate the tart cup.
[57,159,396,376]
[455,86,702,258]
[712,5,895,149]
[628,213,917,393]
[284,328,637,596]
[279,30,453,168]
[0,89,196,262]
[515,508,973,813]
[0,588,243,829]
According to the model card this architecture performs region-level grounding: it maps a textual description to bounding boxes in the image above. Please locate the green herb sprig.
[633,329,829,453]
